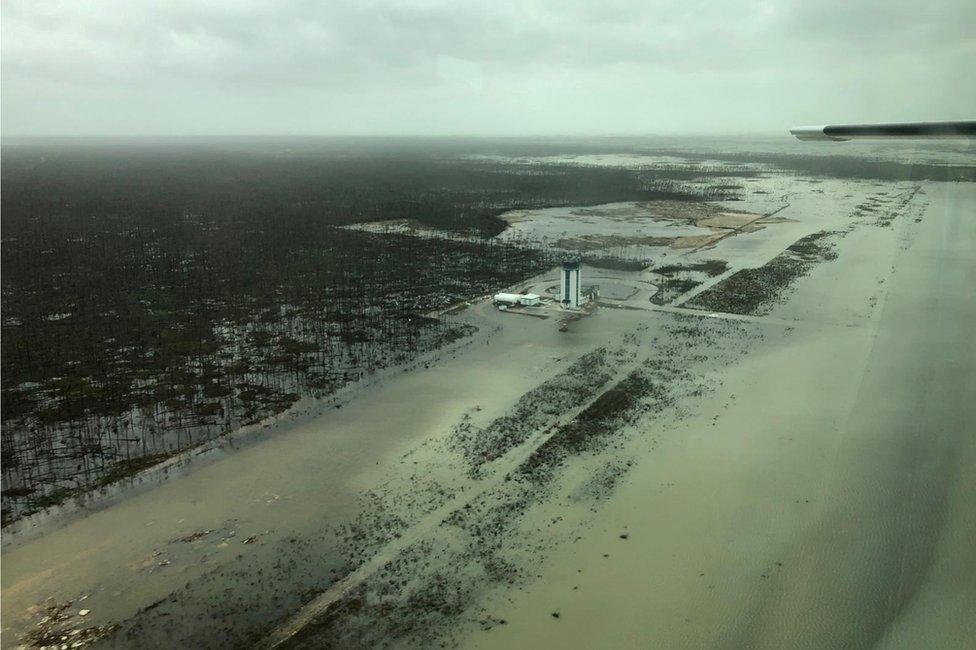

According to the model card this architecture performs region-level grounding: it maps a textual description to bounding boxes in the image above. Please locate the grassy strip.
[516,371,658,483]
[687,231,838,315]
[451,348,614,475]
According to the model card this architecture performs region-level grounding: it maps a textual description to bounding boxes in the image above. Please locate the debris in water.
[174,529,213,543]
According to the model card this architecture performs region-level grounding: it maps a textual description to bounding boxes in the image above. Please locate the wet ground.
[2,180,973,649]
[449,181,976,650]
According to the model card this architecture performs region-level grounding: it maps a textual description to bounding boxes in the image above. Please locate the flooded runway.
[453,183,976,649]
[3,180,973,649]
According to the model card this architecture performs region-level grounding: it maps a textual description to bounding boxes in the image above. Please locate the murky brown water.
[3,182,973,649]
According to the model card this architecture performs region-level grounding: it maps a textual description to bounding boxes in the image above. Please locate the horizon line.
[1,130,791,142]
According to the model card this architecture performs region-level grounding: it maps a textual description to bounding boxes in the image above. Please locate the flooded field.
[2,139,974,649]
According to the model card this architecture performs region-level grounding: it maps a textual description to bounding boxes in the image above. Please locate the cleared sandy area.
[497,200,774,255]
[2,180,973,649]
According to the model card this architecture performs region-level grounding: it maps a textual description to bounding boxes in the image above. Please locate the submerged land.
[1,137,974,648]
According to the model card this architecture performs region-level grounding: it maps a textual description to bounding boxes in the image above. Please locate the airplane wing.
[790,121,976,141]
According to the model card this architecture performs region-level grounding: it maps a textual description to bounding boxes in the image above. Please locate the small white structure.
[494,292,542,307]
[493,293,522,306]
[560,261,582,309]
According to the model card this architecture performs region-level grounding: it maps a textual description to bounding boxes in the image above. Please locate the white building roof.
[493,293,522,303]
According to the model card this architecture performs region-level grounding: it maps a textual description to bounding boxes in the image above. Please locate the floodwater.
[0,281,652,647]
[467,137,976,166]
[2,149,974,649]
[452,182,976,649]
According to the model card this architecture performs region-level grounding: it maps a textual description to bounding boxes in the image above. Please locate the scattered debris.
[173,529,213,544]
[20,599,119,648]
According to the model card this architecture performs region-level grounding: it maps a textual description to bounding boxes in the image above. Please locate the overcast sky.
[2,0,974,136]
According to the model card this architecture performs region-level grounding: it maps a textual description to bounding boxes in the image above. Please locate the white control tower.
[560,261,582,309]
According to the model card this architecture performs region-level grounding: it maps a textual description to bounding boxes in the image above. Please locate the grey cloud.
[2,0,973,135]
